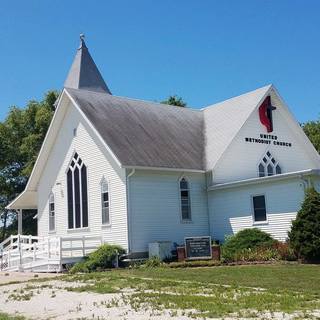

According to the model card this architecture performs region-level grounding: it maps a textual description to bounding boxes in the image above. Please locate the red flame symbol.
[259,96,274,133]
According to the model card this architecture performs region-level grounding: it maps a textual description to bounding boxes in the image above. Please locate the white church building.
[7,36,320,260]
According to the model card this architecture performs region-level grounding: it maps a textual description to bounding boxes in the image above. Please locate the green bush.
[70,244,125,273]
[222,228,276,262]
[289,187,320,262]
[142,256,163,268]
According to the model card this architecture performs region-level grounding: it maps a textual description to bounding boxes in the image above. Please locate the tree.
[161,95,187,107]
[288,187,320,262]
[302,118,320,153]
[0,91,58,241]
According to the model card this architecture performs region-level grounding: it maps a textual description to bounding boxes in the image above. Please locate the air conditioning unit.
[148,241,172,261]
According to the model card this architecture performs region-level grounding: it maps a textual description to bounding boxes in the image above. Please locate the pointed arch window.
[101,178,110,225]
[180,178,191,221]
[258,151,282,177]
[67,153,88,229]
[49,193,55,232]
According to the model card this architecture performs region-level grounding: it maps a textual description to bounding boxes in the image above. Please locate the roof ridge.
[202,84,272,110]
[65,88,202,113]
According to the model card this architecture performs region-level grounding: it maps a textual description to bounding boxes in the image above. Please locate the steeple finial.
[79,33,87,49]
[64,35,112,94]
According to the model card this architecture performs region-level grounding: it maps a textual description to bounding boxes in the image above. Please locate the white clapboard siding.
[212,89,320,184]
[208,178,305,242]
[37,102,128,250]
[129,171,209,252]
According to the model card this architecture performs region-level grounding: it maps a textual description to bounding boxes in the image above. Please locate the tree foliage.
[289,187,320,262]
[302,118,320,153]
[161,95,187,107]
[0,91,58,241]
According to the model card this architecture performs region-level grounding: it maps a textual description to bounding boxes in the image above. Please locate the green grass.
[0,313,25,320]
[123,263,320,293]
[62,264,320,318]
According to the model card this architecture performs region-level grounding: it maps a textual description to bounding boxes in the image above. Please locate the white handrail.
[1,234,102,271]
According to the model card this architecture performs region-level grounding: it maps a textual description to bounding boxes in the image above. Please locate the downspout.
[126,169,135,253]
[205,170,213,239]
[299,174,310,192]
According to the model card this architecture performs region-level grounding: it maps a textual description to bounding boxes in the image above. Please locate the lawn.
[63,264,320,318]
[0,313,25,320]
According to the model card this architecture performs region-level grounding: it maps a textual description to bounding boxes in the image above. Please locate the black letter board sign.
[185,236,212,260]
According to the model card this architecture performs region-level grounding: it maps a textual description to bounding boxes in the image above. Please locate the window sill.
[67,227,90,233]
[102,223,112,228]
[48,230,56,234]
[181,220,193,224]
[252,221,269,226]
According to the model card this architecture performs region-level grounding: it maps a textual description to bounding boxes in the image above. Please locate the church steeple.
[64,34,112,94]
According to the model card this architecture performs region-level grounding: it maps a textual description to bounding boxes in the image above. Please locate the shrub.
[142,256,163,268]
[272,242,296,261]
[233,247,280,262]
[222,228,276,262]
[70,244,125,273]
[289,187,320,262]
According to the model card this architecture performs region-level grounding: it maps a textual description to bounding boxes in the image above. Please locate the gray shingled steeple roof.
[64,35,112,94]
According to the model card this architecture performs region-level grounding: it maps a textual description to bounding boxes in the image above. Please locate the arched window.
[49,193,55,231]
[101,178,110,225]
[258,151,282,177]
[180,178,191,221]
[67,152,88,229]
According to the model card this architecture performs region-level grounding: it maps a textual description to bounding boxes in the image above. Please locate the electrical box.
[148,241,172,261]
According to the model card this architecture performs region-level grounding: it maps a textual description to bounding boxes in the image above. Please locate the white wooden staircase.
[0,234,102,272]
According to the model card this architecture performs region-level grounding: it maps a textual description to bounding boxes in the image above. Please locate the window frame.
[101,177,111,226]
[179,177,192,223]
[251,194,268,224]
[257,151,282,178]
[48,192,56,232]
[66,151,90,231]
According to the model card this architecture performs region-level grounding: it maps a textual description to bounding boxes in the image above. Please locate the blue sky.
[0,1,319,122]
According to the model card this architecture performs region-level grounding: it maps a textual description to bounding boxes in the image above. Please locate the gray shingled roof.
[64,37,112,94]
[66,88,205,170]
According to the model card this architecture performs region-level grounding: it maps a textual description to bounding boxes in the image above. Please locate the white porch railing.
[0,234,102,272]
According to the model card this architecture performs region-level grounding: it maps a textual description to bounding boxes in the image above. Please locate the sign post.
[185,236,212,260]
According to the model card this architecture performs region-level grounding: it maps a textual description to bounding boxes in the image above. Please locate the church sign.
[185,236,212,260]
[245,134,292,147]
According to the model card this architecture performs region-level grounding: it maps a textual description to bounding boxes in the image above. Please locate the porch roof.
[6,190,37,210]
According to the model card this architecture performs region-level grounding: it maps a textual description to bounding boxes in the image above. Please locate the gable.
[203,85,272,171]
[211,87,320,183]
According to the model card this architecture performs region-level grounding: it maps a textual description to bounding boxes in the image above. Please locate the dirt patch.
[0,272,61,285]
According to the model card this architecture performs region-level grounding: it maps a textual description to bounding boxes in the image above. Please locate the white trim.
[257,150,282,178]
[25,93,69,191]
[100,176,111,226]
[179,176,192,222]
[67,227,90,233]
[66,152,89,230]
[271,86,320,167]
[48,192,56,232]
[6,190,38,210]
[251,194,268,225]
[208,169,320,191]
[123,165,205,173]
[126,169,136,253]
